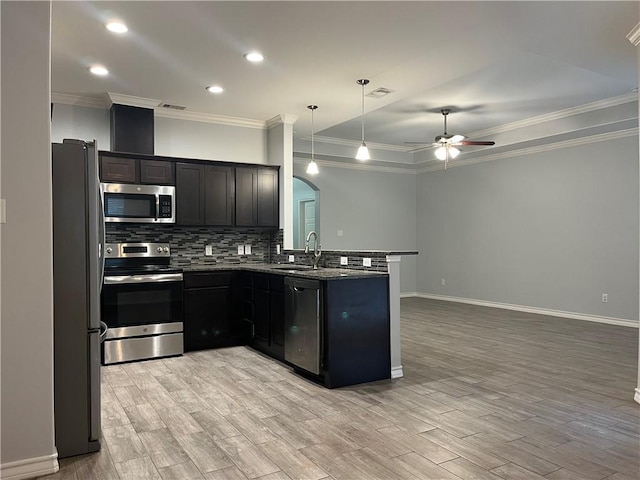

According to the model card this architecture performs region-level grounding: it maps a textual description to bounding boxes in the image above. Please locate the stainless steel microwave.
[101,183,175,223]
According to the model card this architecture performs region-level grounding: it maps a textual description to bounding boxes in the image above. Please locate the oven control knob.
[157,247,163,253]
[105,247,112,254]
[163,247,169,253]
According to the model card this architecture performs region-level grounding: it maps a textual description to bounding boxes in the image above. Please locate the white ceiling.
[51,1,639,161]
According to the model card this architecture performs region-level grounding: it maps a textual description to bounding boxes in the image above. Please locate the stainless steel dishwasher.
[284,277,321,375]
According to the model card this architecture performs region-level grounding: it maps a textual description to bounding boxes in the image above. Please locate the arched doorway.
[293,176,320,249]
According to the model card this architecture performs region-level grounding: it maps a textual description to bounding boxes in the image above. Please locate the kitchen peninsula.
[183,261,393,388]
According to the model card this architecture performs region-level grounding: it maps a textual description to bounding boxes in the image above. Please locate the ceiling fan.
[407,109,495,170]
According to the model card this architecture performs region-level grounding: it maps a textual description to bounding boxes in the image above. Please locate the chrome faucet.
[304,231,322,269]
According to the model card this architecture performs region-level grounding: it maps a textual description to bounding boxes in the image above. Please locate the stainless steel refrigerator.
[52,139,105,458]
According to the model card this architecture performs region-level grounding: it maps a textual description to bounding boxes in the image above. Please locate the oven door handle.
[103,273,183,284]
[155,194,160,221]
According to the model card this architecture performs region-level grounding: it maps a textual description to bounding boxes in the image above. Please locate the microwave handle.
[155,194,160,221]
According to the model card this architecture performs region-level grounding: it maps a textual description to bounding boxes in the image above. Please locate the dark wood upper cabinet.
[100,156,138,183]
[176,163,205,225]
[140,159,174,185]
[204,165,235,226]
[257,168,279,227]
[176,163,236,226]
[235,167,258,227]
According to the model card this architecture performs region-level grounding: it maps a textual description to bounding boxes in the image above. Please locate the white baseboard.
[1,453,58,480]
[406,293,639,328]
[634,388,640,405]
[400,292,418,298]
[391,365,404,379]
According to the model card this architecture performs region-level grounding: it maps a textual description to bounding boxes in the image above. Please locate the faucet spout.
[304,231,322,269]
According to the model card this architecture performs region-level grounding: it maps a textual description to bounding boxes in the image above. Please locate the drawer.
[184,272,233,289]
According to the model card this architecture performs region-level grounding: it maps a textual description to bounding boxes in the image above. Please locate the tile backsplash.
[106,225,391,272]
[106,224,277,267]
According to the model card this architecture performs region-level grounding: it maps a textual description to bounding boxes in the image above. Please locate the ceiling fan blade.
[456,140,495,146]
[449,134,465,143]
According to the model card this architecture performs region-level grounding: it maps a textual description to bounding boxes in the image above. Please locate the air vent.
[366,87,394,98]
[160,103,187,110]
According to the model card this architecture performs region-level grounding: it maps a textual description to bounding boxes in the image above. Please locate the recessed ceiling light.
[89,65,109,76]
[106,21,128,34]
[244,52,264,63]
[206,85,224,94]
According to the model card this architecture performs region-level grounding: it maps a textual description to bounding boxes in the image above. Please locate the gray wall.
[51,104,268,164]
[294,161,418,293]
[416,135,639,322]
[1,0,57,471]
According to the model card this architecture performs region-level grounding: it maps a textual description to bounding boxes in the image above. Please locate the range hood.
[110,103,155,155]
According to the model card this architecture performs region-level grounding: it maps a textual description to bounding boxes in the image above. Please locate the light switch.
[337,229,344,237]
[363,258,372,267]
[0,199,5,224]
[340,256,348,266]
[237,245,245,255]
[276,244,281,254]
[245,244,252,255]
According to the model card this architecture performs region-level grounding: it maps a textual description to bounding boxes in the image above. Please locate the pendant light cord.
[311,107,315,160]
[361,83,365,143]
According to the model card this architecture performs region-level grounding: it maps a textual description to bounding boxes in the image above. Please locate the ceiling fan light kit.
[355,79,370,161]
[408,108,496,170]
[306,105,319,175]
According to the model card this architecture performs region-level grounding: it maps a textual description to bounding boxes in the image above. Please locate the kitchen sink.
[270,264,315,271]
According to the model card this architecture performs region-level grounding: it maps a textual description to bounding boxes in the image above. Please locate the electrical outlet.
[245,244,252,255]
[602,293,608,303]
[288,254,295,263]
[340,256,348,266]
[276,244,281,254]
[337,229,344,237]
[441,278,446,286]
[363,258,372,267]
[237,245,244,255]
[205,245,213,256]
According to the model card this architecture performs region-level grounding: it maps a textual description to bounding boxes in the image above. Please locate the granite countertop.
[181,262,389,280]
[283,249,419,256]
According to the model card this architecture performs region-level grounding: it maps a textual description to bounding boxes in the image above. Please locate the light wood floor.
[41,298,639,480]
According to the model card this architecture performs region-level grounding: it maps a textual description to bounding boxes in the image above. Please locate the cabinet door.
[184,286,232,351]
[270,291,285,359]
[252,288,271,348]
[100,156,138,183]
[257,168,279,227]
[235,167,258,226]
[204,165,235,226]
[176,163,204,225]
[140,159,174,185]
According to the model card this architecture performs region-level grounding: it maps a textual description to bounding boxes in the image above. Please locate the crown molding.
[312,135,413,153]
[155,108,266,129]
[52,91,268,129]
[417,128,638,173]
[107,92,161,109]
[293,156,416,175]
[266,114,298,128]
[50,92,108,109]
[466,93,638,139]
[627,22,640,46]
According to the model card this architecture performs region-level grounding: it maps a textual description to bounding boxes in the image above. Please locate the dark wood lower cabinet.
[183,272,249,351]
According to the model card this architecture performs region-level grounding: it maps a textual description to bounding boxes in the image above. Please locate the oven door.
[101,273,183,333]
[101,273,183,364]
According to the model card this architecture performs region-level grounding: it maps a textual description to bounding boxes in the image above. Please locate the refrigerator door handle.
[99,183,106,290]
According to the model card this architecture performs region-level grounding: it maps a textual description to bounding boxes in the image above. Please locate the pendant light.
[355,79,370,161]
[306,105,319,175]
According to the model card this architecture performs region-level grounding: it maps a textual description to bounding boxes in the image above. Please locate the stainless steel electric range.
[101,242,183,364]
